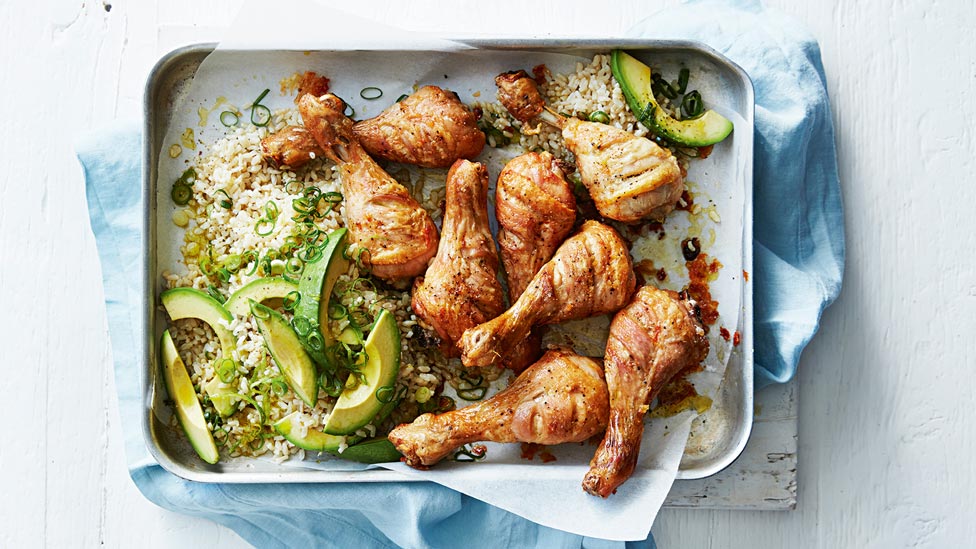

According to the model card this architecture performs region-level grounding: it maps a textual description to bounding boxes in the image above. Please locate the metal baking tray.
[142,40,754,483]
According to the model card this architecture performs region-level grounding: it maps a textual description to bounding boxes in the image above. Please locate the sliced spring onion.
[681,90,704,119]
[677,67,690,94]
[396,94,408,102]
[264,200,280,220]
[221,254,242,273]
[375,385,396,404]
[284,180,303,195]
[271,377,288,396]
[415,386,432,404]
[283,291,301,312]
[342,101,355,118]
[588,110,610,124]
[254,217,276,236]
[216,358,237,384]
[219,110,239,127]
[360,86,383,100]
[171,183,192,205]
[214,189,232,209]
[452,444,487,462]
[206,284,226,304]
[250,88,272,127]
[199,256,216,276]
[285,256,304,277]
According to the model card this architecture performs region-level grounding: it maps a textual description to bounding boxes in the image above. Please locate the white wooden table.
[2,1,973,547]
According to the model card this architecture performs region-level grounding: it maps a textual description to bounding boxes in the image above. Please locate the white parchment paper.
[155,0,747,540]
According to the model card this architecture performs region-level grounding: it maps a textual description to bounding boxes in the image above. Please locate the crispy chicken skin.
[459,220,636,367]
[495,70,684,223]
[495,151,576,371]
[582,286,709,497]
[389,349,610,467]
[564,119,683,222]
[352,86,486,168]
[496,152,576,299]
[495,70,545,124]
[299,93,438,280]
[296,71,331,101]
[260,126,324,169]
[411,160,505,356]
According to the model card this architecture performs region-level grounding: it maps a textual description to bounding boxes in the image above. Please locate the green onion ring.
[375,385,396,403]
[284,180,303,195]
[283,291,301,312]
[254,218,276,236]
[271,378,288,396]
[681,90,704,119]
[360,87,383,100]
[171,183,192,205]
[587,110,610,124]
[395,94,408,103]
[219,110,239,127]
[677,67,690,94]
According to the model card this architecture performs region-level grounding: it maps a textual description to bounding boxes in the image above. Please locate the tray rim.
[142,39,754,484]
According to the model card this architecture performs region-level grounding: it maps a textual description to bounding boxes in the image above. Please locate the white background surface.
[1,0,973,547]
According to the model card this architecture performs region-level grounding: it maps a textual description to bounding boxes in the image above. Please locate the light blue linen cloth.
[78,0,842,546]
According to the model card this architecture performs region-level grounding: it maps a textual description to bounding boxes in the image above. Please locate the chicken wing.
[459,220,636,367]
[352,86,486,168]
[389,349,610,467]
[299,93,438,280]
[411,160,505,356]
[495,70,684,223]
[582,286,709,497]
[495,151,576,371]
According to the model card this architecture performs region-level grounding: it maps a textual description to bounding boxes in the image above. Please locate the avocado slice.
[160,330,219,464]
[274,412,402,463]
[224,277,298,317]
[160,287,238,417]
[611,50,733,147]
[251,300,319,407]
[324,309,401,435]
[294,228,350,367]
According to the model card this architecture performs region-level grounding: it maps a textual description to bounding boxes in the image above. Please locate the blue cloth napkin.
[79,0,842,546]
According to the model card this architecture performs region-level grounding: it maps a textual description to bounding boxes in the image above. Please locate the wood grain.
[1,0,973,547]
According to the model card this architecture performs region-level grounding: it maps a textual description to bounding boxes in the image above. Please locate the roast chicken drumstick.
[495,151,577,372]
[495,70,684,223]
[582,285,709,497]
[389,349,610,467]
[459,220,636,368]
[411,159,505,356]
[299,93,438,281]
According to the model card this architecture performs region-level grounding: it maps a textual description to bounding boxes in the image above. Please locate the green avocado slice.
[324,309,401,436]
[611,49,733,147]
[251,300,319,407]
[224,277,298,317]
[294,228,350,367]
[160,287,238,417]
[274,412,402,463]
[160,330,219,464]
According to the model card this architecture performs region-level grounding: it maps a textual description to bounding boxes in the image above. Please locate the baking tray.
[142,40,754,483]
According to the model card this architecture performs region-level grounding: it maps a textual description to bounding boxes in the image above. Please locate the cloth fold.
[80,0,842,546]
